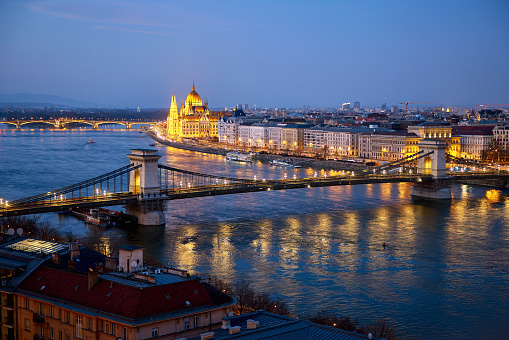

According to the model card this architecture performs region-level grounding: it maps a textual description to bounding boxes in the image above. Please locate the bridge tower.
[125,149,165,225]
[411,140,451,199]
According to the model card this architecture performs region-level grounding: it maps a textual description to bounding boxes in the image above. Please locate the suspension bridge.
[1,141,508,225]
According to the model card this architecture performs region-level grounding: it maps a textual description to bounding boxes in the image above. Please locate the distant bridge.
[1,144,508,224]
[1,119,158,129]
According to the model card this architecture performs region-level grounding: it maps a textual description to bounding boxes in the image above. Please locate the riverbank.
[147,130,367,171]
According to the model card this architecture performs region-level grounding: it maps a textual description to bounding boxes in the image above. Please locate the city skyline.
[0,0,508,108]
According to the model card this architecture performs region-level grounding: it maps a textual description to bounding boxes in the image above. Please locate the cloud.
[91,25,170,36]
[25,0,174,28]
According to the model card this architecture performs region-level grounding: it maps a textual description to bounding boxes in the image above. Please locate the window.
[151,328,158,337]
[39,302,44,316]
[24,318,30,331]
[59,330,63,340]
[66,311,70,323]
[40,326,44,338]
[194,315,199,328]
[25,297,29,309]
[50,327,54,339]
[88,317,92,330]
[50,305,54,317]
[123,327,128,340]
[99,320,104,332]
[184,317,190,330]
[75,315,83,338]
[66,333,70,340]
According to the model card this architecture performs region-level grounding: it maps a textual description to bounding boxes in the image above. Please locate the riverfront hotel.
[166,82,219,141]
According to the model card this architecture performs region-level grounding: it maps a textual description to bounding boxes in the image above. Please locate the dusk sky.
[0,0,508,109]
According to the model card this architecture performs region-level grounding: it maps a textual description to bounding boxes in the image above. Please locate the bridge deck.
[1,171,507,218]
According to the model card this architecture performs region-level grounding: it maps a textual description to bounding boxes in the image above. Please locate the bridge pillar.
[411,140,451,199]
[126,149,165,225]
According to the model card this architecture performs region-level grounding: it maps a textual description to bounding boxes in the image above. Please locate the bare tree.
[232,279,255,314]
[364,319,396,340]
[38,221,62,241]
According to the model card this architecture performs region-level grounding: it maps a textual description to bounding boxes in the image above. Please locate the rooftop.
[192,310,383,340]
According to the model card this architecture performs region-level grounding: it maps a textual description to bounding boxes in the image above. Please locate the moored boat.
[226,151,253,162]
[269,159,301,168]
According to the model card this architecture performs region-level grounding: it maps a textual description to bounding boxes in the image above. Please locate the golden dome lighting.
[185,81,203,107]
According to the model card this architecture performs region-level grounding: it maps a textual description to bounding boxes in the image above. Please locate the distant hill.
[0,93,99,108]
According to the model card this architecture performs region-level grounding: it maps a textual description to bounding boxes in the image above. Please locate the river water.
[1,127,508,339]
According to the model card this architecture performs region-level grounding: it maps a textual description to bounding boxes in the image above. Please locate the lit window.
[152,328,158,337]
[76,315,83,338]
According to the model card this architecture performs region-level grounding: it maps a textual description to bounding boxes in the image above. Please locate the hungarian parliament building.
[166,82,219,140]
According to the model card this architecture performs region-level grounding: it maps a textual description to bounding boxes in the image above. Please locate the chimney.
[95,262,105,273]
[246,320,259,329]
[200,332,214,340]
[88,271,100,290]
[105,257,118,273]
[69,242,80,260]
[51,253,61,266]
[229,326,240,335]
[221,318,230,330]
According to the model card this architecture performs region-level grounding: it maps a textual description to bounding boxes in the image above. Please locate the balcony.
[33,313,45,324]
[3,317,14,328]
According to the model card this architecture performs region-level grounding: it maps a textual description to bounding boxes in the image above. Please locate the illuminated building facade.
[166,82,219,140]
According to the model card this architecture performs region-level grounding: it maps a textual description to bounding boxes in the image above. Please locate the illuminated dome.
[185,81,203,107]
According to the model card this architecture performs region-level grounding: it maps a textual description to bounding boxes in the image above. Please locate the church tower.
[166,94,179,139]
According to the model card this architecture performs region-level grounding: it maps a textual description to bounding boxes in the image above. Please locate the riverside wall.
[147,131,367,171]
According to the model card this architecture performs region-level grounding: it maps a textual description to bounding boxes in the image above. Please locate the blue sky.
[0,0,508,108]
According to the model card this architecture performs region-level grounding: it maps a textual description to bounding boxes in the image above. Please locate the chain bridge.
[1,141,508,225]
[1,119,157,129]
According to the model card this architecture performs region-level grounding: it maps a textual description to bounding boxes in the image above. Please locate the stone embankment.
[147,131,367,171]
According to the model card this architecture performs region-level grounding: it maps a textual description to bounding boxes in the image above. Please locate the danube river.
[1,127,508,339]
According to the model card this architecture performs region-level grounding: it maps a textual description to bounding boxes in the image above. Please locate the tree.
[364,319,397,340]
[233,279,255,314]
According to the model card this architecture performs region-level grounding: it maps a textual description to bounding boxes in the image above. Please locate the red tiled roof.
[19,266,217,320]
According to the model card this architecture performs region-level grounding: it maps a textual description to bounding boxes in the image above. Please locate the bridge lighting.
[262,179,266,182]
[324,173,327,178]
[267,188,271,191]
[187,183,191,188]
[351,172,355,176]
[254,175,257,180]
[308,184,311,188]
[95,189,99,195]
[293,174,296,179]
[4,201,8,206]
[284,173,287,179]
[59,194,63,200]
[483,167,486,172]
[409,169,412,174]
[314,172,317,178]
[180,181,183,187]
[399,167,403,173]
[418,177,422,182]
[0,199,2,204]
[103,190,107,195]
[383,170,386,175]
